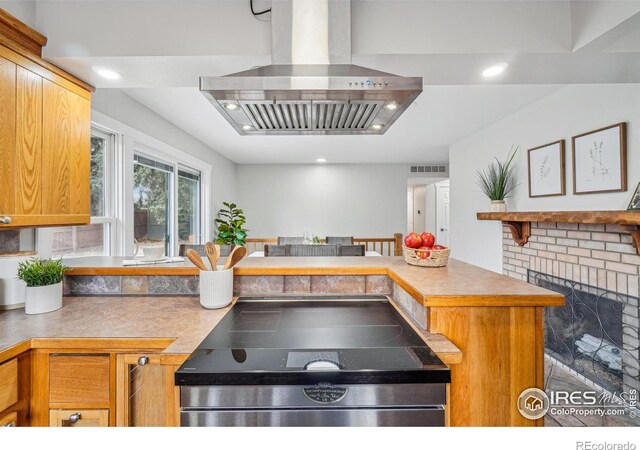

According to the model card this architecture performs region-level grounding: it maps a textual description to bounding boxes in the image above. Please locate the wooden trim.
[505,220,531,246]
[477,210,640,225]
[527,140,565,198]
[621,225,640,253]
[572,122,627,195]
[30,337,175,351]
[421,294,564,307]
[0,9,47,57]
[30,350,49,426]
[0,213,90,229]
[0,44,94,97]
[0,340,30,364]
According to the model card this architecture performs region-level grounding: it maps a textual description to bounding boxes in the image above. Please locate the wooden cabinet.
[0,358,18,412]
[49,409,108,427]
[116,354,187,427]
[0,9,93,229]
[0,411,17,427]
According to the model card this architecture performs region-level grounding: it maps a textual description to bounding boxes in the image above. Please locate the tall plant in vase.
[476,146,518,212]
[215,202,249,251]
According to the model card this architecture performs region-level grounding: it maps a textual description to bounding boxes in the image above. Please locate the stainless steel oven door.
[181,407,444,427]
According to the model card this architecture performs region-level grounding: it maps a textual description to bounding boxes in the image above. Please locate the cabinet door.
[116,354,187,427]
[0,411,17,427]
[41,79,90,218]
[0,55,17,215]
[49,409,108,427]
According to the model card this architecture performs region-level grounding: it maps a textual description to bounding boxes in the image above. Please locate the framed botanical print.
[528,140,565,198]
[572,123,627,195]
[628,182,640,211]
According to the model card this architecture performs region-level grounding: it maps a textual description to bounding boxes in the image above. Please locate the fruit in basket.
[419,232,436,247]
[404,232,422,249]
[432,244,447,250]
[417,246,431,259]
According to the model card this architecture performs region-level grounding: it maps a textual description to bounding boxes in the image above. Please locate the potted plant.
[17,258,70,315]
[476,147,518,212]
[215,202,249,255]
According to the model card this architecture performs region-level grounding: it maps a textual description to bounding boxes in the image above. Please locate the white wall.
[450,84,640,272]
[237,164,411,238]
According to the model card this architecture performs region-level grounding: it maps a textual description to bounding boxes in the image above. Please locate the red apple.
[420,232,436,248]
[404,232,423,249]
[432,244,447,250]
[418,246,431,259]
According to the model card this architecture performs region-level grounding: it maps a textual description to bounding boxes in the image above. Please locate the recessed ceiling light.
[370,124,383,130]
[384,103,398,110]
[241,125,252,130]
[92,67,122,80]
[482,62,508,78]
[316,158,327,163]
[225,103,239,111]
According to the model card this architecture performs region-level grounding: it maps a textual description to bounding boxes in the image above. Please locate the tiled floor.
[544,362,640,427]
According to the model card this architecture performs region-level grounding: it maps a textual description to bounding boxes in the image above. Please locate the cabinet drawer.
[0,359,18,412]
[0,411,17,427]
[49,355,110,404]
[49,409,108,427]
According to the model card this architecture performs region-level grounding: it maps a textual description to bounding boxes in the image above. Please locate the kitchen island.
[3,256,563,427]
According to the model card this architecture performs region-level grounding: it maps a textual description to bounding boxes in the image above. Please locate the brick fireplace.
[500,221,640,396]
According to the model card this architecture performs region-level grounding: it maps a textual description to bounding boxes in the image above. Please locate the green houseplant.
[476,146,518,212]
[17,258,70,315]
[215,202,249,246]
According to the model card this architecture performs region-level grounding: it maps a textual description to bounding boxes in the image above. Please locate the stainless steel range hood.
[200,0,422,135]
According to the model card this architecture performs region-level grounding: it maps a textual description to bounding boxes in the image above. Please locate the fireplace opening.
[528,270,639,394]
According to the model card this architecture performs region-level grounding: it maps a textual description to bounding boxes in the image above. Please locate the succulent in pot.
[17,258,70,315]
[476,146,518,212]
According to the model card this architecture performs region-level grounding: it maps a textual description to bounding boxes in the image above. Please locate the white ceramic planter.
[24,282,63,315]
[490,200,507,212]
[199,267,233,309]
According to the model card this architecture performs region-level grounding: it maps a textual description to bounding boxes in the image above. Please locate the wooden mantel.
[477,210,640,254]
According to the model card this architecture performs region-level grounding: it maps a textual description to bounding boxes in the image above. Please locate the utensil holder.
[199,267,233,309]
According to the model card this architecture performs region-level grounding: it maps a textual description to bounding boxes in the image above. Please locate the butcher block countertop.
[0,296,461,365]
[66,256,564,307]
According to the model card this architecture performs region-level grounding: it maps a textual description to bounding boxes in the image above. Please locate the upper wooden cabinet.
[0,9,94,229]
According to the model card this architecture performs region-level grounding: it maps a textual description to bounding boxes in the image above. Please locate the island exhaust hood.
[200,0,423,135]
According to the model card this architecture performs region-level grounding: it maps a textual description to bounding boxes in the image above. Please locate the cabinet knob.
[0,217,11,224]
[138,356,149,366]
[68,413,82,424]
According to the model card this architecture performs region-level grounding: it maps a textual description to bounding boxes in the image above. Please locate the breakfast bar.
[54,255,564,426]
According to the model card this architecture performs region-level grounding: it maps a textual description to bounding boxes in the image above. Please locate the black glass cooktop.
[175,298,450,385]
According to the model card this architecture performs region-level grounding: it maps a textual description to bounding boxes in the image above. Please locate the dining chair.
[338,244,365,256]
[264,244,287,256]
[287,244,339,257]
[277,237,306,245]
[326,236,354,245]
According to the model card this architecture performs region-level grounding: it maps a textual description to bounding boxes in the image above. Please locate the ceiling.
[3,0,640,164]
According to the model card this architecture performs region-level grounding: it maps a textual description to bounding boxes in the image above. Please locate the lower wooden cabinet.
[49,409,108,427]
[116,354,187,427]
[0,411,17,427]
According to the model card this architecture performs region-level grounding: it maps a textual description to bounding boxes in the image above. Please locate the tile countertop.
[65,256,564,307]
[0,296,230,359]
[0,296,462,365]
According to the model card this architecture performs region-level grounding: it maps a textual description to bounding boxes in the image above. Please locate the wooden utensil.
[205,242,219,271]
[186,249,208,271]
[223,246,247,270]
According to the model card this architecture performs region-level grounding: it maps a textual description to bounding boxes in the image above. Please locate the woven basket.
[403,245,450,268]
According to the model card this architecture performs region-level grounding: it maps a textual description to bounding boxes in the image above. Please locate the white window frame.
[133,145,208,257]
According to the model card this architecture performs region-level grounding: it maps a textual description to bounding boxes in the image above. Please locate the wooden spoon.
[186,249,208,271]
[205,242,219,271]
[223,246,247,270]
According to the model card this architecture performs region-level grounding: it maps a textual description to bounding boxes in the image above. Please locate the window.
[49,129,116,258]
[178,167,201,246]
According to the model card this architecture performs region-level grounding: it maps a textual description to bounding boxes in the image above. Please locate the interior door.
[436,185,450,246]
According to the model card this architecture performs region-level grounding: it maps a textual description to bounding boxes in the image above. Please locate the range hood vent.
[200,0,423,136]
